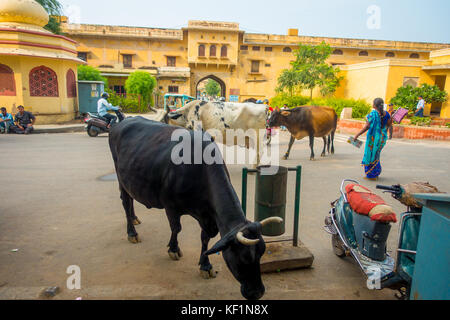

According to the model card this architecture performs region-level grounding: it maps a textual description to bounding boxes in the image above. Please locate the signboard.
[230,95,239,102]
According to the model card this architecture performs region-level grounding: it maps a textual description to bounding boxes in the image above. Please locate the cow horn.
[236,231,260,246]
[260,217,284,227]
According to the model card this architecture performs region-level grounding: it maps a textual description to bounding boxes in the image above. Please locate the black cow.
[109,117,281,300]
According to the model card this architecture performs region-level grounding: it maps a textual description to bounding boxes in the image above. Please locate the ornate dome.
[0,0,49,27]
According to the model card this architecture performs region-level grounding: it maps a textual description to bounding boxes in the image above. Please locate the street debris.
[43,286,60,298]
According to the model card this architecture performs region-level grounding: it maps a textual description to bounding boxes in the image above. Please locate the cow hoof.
[168,250,183,261]
[133,218,142,225]
[200,268,217,279]
[310,157,315,161]
[321,153,326,157]
[128,235,141,244]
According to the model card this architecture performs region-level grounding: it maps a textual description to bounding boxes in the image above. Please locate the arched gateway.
[195,75,226,99]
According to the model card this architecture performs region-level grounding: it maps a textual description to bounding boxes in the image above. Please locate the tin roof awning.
[100,73,130,77]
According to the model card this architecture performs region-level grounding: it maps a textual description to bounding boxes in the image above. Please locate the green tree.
[205,79,221,97]
[390,84,448,112]
[77,65,108,87]
[125,71,157,112]
[276,69,302,97]
[290,42,344,99]
[36,0,63,34]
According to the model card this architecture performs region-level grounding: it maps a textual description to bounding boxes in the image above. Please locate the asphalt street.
[0,130,449,300]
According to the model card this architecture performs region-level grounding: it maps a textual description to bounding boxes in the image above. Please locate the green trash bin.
[254,166,288,236]
[78,80,105,114]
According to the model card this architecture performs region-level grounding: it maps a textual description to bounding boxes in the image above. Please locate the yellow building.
[62,19,450,117]
[0,0,84,124]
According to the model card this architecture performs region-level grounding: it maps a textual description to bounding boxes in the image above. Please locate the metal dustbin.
[254,166,288,236]
[78,80,105,114]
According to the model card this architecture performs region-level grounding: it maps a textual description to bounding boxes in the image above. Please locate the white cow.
[166,100,268,165]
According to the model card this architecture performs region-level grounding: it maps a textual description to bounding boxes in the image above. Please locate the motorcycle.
[324,180,440,299]
[84,110,125,137]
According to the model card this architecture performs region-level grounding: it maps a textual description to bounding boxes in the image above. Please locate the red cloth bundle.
[345,184,397,223]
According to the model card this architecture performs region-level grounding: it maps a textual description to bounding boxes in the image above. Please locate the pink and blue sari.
[362,110,390,179]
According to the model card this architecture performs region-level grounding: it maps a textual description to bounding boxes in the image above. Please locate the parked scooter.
[84,110,125,137]
[324,180,440,299]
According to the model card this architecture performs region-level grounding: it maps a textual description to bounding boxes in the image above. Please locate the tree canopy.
[125,71,157,112]
[390,84,448,112]
[36,0,63,34]
[277,42,343,99]
[205,79,221,97]
[77,65,108,86]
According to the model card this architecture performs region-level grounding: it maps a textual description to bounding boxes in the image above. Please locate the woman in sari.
[354,98,392,180]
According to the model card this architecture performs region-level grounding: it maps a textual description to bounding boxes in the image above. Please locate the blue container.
[78,81,105,114]
[410,193,450,300]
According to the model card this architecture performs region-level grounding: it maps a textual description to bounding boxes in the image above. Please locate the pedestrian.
[13,105,35,134]
[414,96,425,117]
[354,98,392,181]
[0,107,15,134]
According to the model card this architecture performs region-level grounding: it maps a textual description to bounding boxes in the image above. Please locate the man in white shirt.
[97,92,121,128]
[414,96,425,117]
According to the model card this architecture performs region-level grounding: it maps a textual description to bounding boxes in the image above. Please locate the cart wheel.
[332,234,346,258]
[87,126,99,137]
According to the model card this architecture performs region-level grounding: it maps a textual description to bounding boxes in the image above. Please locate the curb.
[34,125,85,134]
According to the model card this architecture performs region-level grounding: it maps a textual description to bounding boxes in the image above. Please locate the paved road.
[0,130,449,300]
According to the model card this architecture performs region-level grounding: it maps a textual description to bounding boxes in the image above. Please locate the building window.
[0,64,16,96]
[332,49,343,55]
[221,45,228,57]
[210,45,217,57]
[113,85,126,95]
[265,64,271,67]
[265,47,273,52]
[386,52,395,57]
[410,53,420,59]
[168,86,179,93]
[77,52,87,62]
[252,46,260,51]
[29,66,59,97]
[198,44,205,57]
[283,47,292,53]
[167,56,176,67]
[123,54,133,68]
[403,77,419,88]
[240,45,248,51]
[359,51,369,56]
[251,61,260,73]
[66,69,77,98]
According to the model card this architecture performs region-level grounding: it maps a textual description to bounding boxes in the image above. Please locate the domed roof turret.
[0,0,49,28]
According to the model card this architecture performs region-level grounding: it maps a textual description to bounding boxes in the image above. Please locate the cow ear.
[203,232,235,256]
[168,112,182,120]
[281,111,291,117]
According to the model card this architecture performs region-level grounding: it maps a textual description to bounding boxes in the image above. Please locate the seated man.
[97,92,121,128]
[0,107,15,134]
[13,105,35,134]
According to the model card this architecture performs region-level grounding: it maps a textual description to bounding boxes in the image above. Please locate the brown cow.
[268,106,338,160]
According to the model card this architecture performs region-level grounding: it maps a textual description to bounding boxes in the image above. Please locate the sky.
[58,0,450,43]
